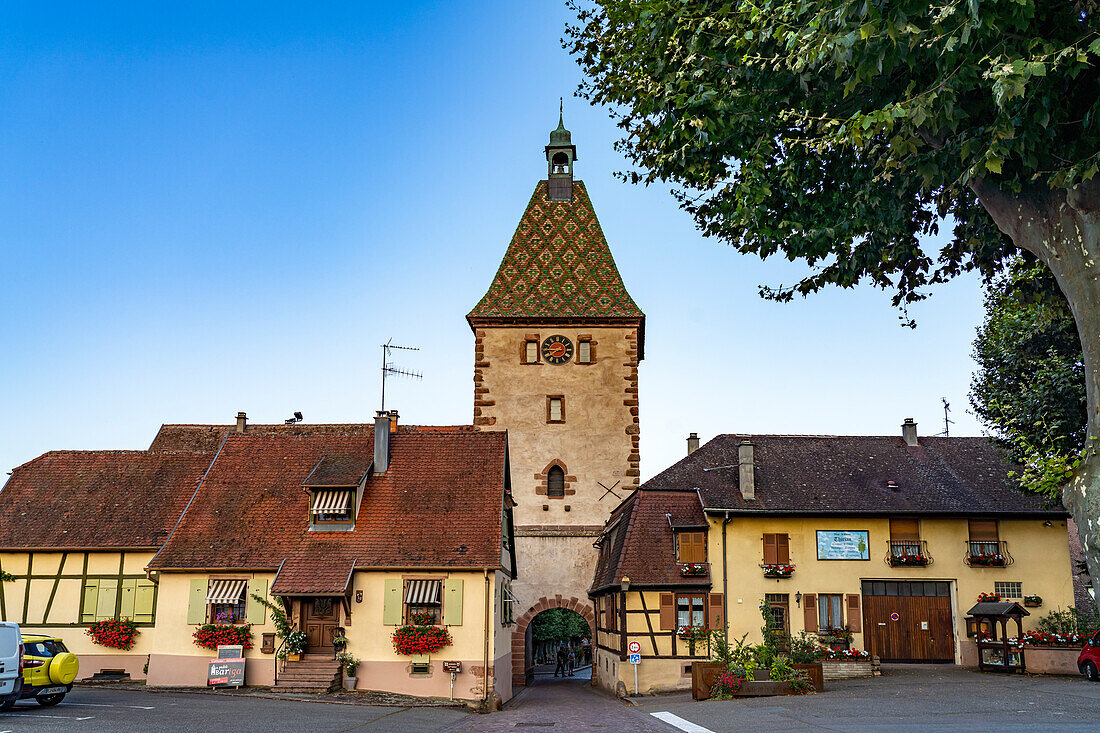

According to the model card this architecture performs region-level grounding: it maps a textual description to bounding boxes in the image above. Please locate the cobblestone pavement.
[452,675,673,732]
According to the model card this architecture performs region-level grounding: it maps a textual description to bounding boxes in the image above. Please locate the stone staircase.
[274,653,342,693]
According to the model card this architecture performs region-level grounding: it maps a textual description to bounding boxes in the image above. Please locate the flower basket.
[1011,631,1092,648]
[392,625,452,655]
[969,553,1006,567]
[976,592,1001,603]
[676,625,710,642]
[821,647,870,661]
[193,623,254,651]
[679,563,708,577]
[1023,595,1043,607]
[762,564,794,578]
[87,618,139,650]
[888,554,929,567]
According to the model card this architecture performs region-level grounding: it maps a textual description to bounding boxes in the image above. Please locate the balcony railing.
[964,540,1014,567]
[884,539,933,567]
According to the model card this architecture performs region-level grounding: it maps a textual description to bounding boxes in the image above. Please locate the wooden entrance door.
[861,581,954,662]
[303,597,340,650]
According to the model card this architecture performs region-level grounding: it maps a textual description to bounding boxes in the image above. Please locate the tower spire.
[546,101,577,201]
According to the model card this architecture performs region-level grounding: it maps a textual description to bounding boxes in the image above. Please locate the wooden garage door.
[861,581,954,662]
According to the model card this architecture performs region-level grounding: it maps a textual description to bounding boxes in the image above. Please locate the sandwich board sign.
[208,645,245,688]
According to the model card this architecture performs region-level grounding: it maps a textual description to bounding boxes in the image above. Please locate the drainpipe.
[722,511,732,636]
[483,569,491,709]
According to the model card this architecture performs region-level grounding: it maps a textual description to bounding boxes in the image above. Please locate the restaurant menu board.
[209,645,246,687]
[816,530,870,560]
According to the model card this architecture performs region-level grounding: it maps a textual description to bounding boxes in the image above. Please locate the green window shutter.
[134,580,156,624]
[187,579,208,625]
[81,579,100,623]
[442,578,463,626]
[96,578,119,621]
[383,578,402,626]
[246,578,268,625]
[119,578,137,620]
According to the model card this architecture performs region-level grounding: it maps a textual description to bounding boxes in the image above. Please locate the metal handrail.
[964,540,1014,567]
[884,539,933,566]
[272,623,298,688]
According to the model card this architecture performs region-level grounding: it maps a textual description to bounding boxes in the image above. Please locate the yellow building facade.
[590,429,1077,695]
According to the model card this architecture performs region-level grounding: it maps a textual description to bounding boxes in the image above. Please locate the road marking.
[2,714,94,720]
[650,712,715,733]
[62,702,155,709]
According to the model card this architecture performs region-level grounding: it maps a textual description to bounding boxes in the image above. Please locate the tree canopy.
[566,0,1099,312]
[971,256,1087,494]
[530,608,591,642]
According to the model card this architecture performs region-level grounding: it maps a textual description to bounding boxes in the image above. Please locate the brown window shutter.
[846,594,861,633]
[659,593,674,630]
[708,593,724,629]
[803,594,818,632]
[890,518,920,541]
[777,534,790,564]
[969,520,998,541]
[763,534,778,565]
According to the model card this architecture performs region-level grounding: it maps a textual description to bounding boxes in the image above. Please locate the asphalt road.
[0,686,472,732]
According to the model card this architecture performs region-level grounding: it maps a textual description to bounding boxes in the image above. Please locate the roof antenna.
[380,338,422,413]
[936,398,954,437]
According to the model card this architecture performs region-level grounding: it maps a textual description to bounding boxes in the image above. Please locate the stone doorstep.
[73,682,469,708]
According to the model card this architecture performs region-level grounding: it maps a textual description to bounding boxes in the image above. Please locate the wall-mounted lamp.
[620,576,631,592]
[795,591,802,607]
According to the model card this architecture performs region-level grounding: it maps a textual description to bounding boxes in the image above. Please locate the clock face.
[541,335,574,365]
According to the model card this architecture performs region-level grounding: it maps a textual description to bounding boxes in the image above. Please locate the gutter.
[482,568,491,708]
[701,508,1068,518]
[722,511,732,637]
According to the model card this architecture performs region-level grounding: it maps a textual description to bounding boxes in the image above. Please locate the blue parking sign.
[628,653,641,664]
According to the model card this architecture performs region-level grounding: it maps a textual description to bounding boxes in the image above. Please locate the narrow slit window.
[525,340,539,364]
[547,396,564,423]
[578,340,591,364]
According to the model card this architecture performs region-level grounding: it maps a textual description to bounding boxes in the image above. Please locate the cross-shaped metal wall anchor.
[597,480,621,502]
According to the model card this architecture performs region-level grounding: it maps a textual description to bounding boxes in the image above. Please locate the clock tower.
[468,113,644,687]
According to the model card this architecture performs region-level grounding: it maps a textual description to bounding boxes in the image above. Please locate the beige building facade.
[468,117,644,686]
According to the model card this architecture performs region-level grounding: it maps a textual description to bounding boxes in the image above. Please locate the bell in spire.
[545,99,578,201]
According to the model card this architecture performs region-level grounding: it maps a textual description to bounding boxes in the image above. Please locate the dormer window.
[311,489,353,524]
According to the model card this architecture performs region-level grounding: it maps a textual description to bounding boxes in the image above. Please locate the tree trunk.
[973,179,1100,605]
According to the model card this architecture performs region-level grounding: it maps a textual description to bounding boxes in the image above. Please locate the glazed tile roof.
[468,180,644,323]
[0,450,215,549]
[150,429,510,572]
[590,489,710,594]
[643,434,1065,516]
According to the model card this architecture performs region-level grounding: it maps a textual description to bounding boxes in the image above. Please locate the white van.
[0,622,22,711]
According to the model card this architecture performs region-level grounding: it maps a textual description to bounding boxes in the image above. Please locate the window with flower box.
[404,579,443,624]
[762,533,790,565]
[677,531,707,564]
[206,579,248,624]
[818,593,844,631]
[994,582,1022,600]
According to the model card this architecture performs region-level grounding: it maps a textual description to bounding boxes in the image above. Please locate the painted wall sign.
[816,530,870,560]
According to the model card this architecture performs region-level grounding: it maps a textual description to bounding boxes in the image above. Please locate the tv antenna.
[380,338,421,412]
[937,398,954,437]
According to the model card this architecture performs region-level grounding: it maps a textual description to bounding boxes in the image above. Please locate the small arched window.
[547,466,565,498]
[551,151,569,173]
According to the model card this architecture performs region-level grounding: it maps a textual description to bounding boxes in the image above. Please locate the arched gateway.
[512,596,595,686]
[467,112,644,690]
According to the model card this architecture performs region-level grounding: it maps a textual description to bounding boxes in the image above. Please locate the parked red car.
[1077,631,1100,680]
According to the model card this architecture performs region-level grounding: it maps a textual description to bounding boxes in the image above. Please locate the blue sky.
[0,2,989,480]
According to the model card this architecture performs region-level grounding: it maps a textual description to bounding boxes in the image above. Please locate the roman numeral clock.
[541,335,573,365]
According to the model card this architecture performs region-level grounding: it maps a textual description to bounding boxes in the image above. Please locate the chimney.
[738,439,755,501]
[388,409,399,433]
[687,433,700,455]
[235,412,247,434]
[902,418,918,447]
[374,411,391,474]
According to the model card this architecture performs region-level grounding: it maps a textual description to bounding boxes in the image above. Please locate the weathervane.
[380,338,421,413]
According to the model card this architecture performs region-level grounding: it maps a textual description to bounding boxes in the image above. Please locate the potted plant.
[86,618,140,650]
[679,563,708,577]
[392,625,452,655]
[279,630,307,661]
[969,553,1007,567]
[1024,594,1043,607]
[336,652,360,690]
[332,634,349,653]
[762,564,794,578]
[976,592,1001,602]
[888,553,929,567]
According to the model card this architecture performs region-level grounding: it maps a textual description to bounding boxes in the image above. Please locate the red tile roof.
[302,454,372,487]
[590,490,710,594]
[0,450,215,549]
[150,429,510,574]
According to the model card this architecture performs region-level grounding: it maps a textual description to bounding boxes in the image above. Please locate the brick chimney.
[374,411,391,474]
[388,409,399,433]
[687,433,700,455]
[902,418,918,447]
[738,439,755,501]
[235,412,247,434]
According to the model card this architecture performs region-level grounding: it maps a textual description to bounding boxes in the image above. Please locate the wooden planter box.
[690,662,728,700]
[732,680,795,697]
[792,662,824,692]
[821,659,873,680]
